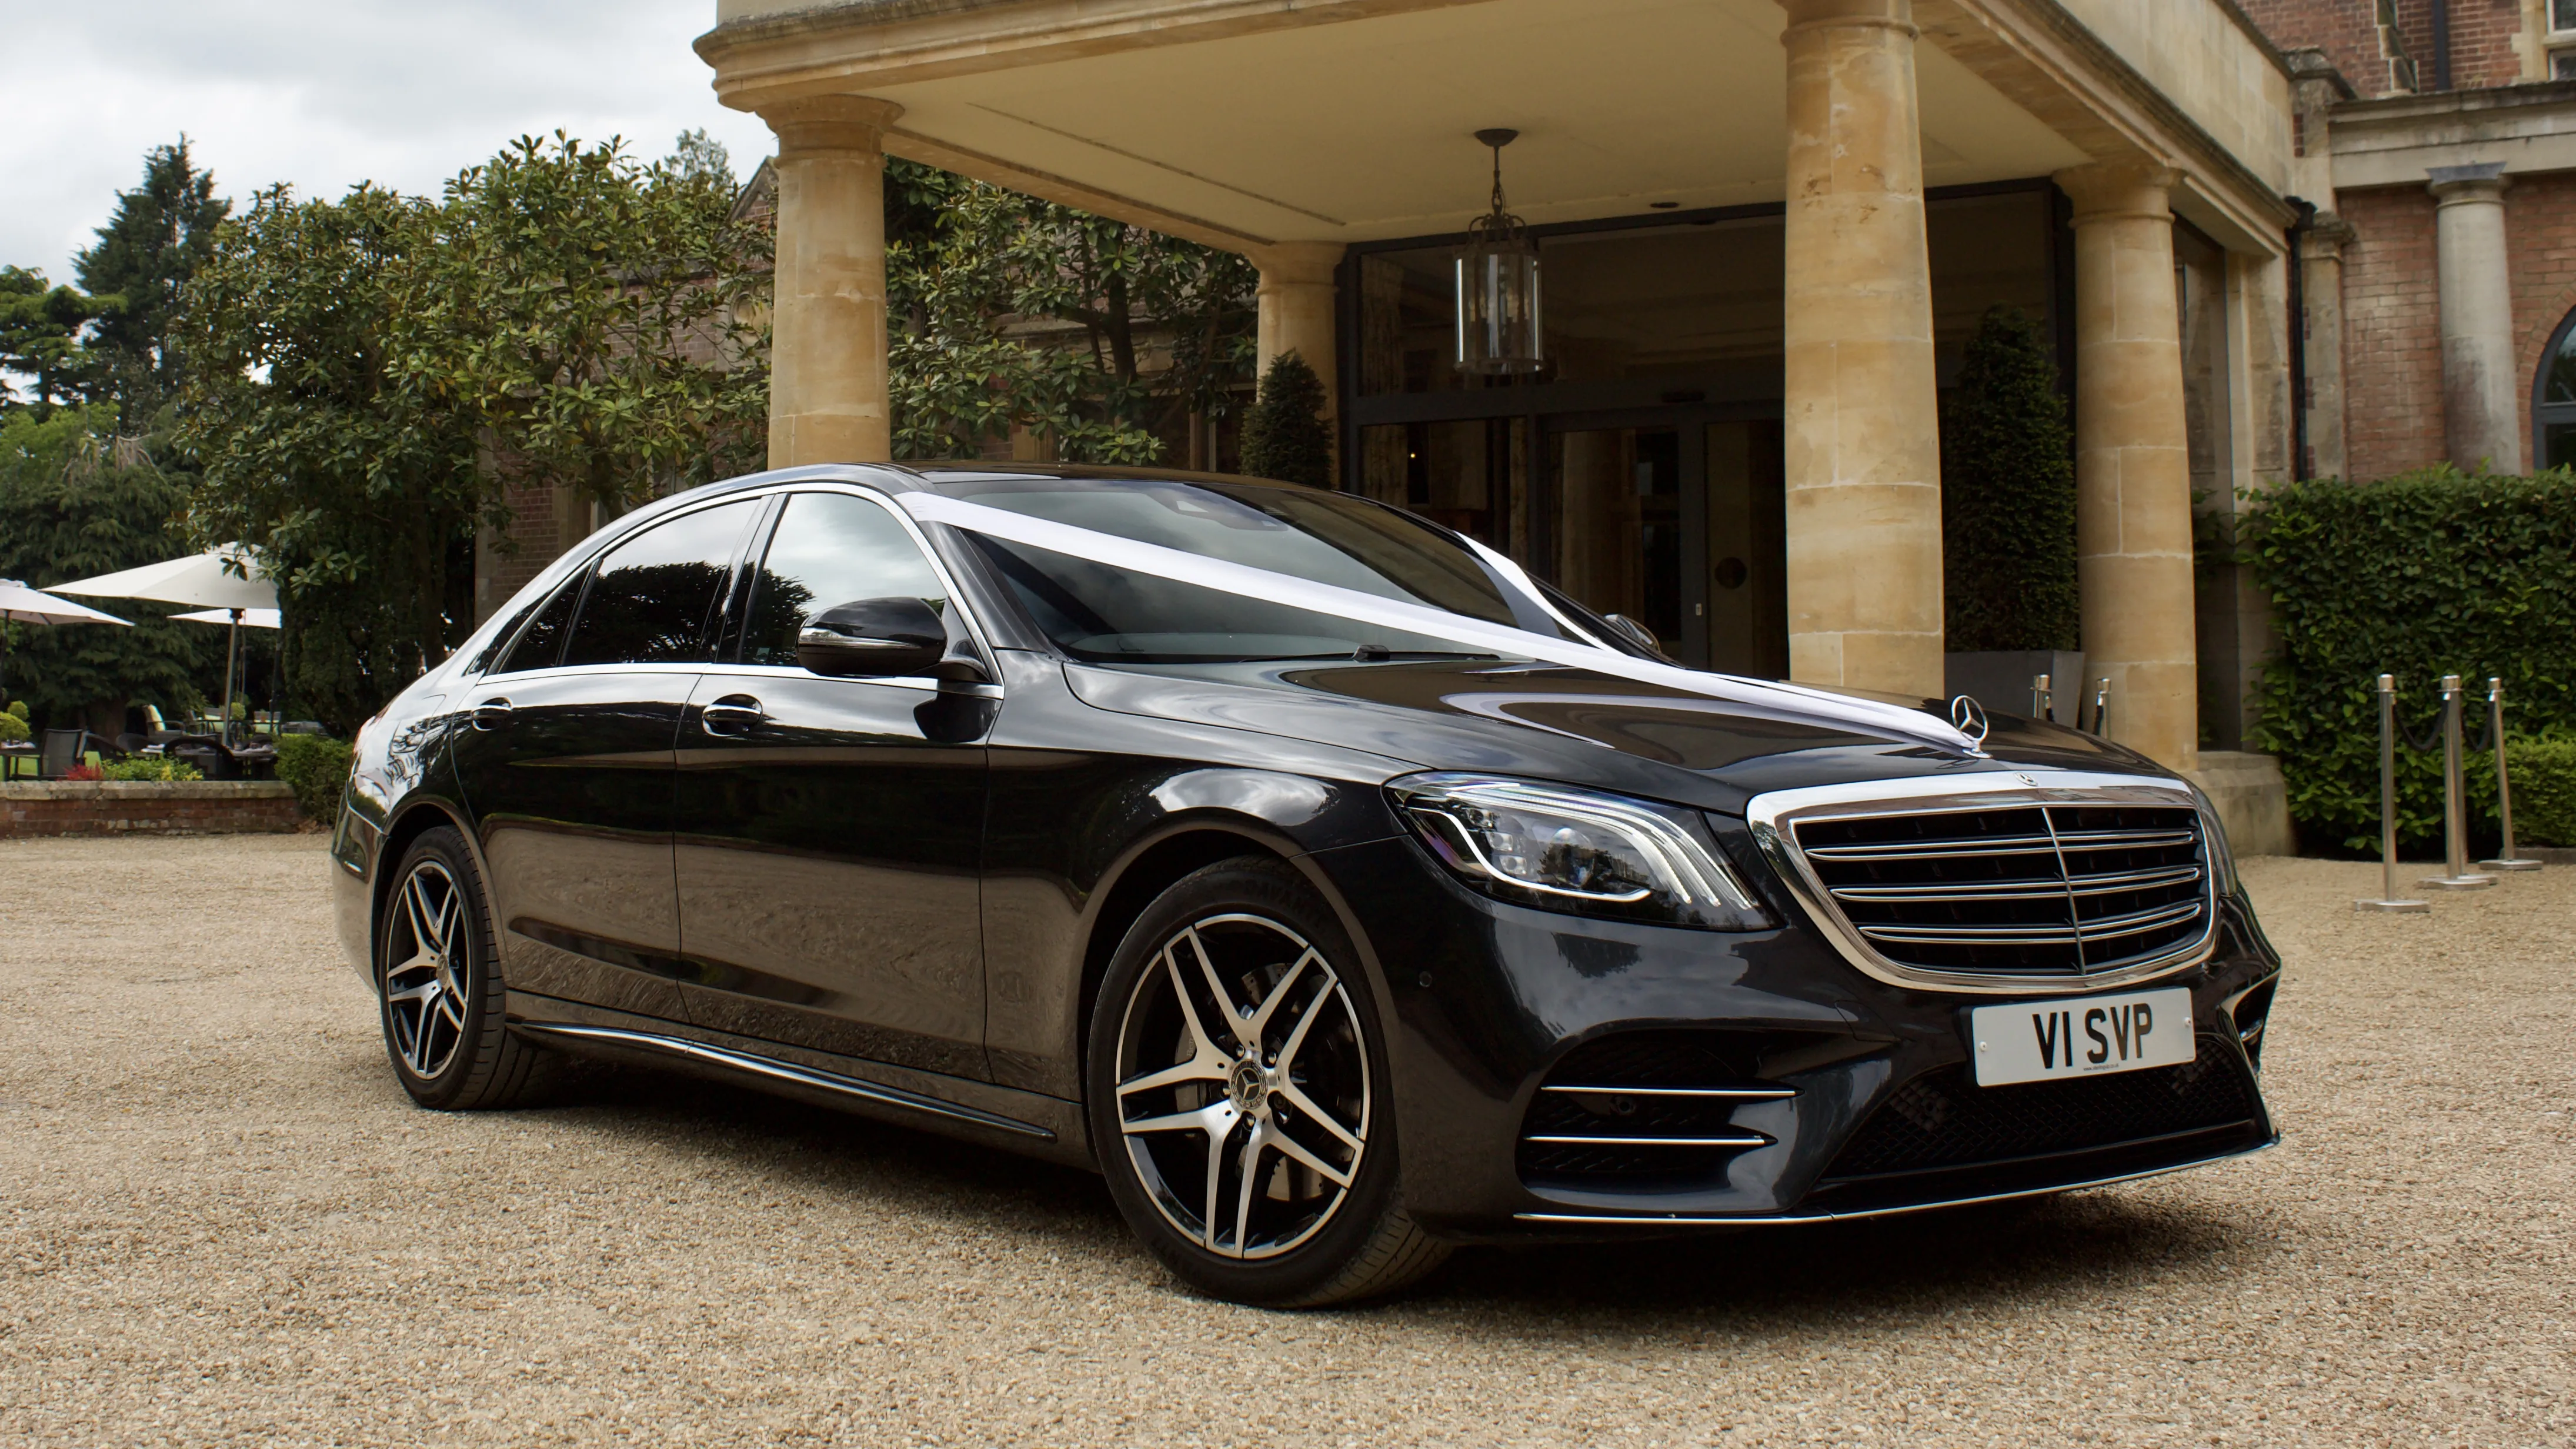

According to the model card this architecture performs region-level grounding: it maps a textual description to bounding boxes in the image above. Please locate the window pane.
[2548,323,2576,403]
[494,577,580,675]
[561,499,759,667]
[741,492,947,667]
[2545,420,2576,472]
[2557,0,2576,35]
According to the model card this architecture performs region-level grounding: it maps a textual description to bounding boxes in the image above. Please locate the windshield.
[936,475,1571,664]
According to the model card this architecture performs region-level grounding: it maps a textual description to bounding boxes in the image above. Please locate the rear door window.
[560,499,762,667]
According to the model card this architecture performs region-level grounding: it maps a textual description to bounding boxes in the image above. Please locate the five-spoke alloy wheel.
[1088,857,1447,1306]
[375,825,557,1110]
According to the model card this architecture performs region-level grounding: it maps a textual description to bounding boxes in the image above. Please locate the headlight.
[1388,773,1774,930]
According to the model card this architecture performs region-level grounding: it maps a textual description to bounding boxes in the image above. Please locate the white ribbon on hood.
[894,489,1981,756]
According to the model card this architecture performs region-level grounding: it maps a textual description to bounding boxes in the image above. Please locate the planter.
[1944,649,2086,726]
[0,781,302,839]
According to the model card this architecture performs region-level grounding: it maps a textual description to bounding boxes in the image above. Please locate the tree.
[75,138,230,422]
[669,128,736,191]
[393,132,771,515]
[0,406,216,732]
[1940,305,2078,652]
[884,160,1255,462]
[0,267,106,417]
[175,182,481,733]
[1238,351,1332,488]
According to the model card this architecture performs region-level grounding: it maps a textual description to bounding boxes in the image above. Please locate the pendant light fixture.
[1455,128,1544,376]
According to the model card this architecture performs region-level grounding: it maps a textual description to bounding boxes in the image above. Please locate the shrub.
[275,733,353,822]
[1239,350,1332,488]
[1941,305,2078,652]
[2507,737,2576,849]
[63,762,102,781]
[0,712,25,744]
[99,756,203,782]
[2244,467,2576,852]
[5,700,25,720]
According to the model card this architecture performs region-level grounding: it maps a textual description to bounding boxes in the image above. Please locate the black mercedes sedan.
[331,462,2279,1306]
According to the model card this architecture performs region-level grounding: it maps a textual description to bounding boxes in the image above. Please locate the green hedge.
[275,733,353,822]
[2508,737,2576,849]
[2244,467,2576,853]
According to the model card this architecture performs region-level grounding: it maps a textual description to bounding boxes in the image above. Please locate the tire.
[376,825,559,1110]
[1086,856,1449,1307]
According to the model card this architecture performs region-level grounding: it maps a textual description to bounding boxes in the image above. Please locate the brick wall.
[0,782,302,839]
[2330,171,2576,479]
[2337,185,2448,479]
[2391,0,2536,89]
[2244,0,2413,95]
[2507,169,2576,455]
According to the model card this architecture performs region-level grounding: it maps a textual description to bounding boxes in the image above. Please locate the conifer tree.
[76,138,231,421]
[1940,305,2078,652]
[1239,350,1332,488]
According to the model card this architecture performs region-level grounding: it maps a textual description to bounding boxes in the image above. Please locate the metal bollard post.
[2479,677,2544,872]
[2420,674,2497,891]
[2090,677,2110,736]
[2032,673,2054,724]
[2357,674,2430,913]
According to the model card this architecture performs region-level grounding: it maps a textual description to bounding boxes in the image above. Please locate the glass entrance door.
[1544,415,1786,676]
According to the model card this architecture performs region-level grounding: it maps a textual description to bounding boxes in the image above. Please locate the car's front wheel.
[376,825,558,1110]
[1086,856,1448,1306]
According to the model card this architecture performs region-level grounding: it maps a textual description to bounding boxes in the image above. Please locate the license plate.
[1969,987,2194,1087]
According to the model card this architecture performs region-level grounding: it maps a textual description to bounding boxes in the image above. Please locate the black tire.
[1086,856,1449,1307]
[376,825,559,1110]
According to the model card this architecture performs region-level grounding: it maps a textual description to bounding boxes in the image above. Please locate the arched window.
[2535,307,2576,471]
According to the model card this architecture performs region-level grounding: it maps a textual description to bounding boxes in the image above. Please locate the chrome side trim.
[516,1021,1055,1140]
[1522,1134,1770,1148]
[1538,1085,1798,1100]
[1511,1140,2274,1227]
[1744,769,2220,997]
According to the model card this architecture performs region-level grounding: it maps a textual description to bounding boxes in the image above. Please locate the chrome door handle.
[471,697,513,730]
[700,695,766,736]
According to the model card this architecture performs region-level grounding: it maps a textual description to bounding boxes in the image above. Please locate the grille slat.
[1790,802,2212,979]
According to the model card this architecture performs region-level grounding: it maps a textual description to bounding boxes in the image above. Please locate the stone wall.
[0,782,303,840]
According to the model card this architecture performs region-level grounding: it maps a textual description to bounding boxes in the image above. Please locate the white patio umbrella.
[171,606,282,630]
[51,548,278,744]
[0,582,132,767]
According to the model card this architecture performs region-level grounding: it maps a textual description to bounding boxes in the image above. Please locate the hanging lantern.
[1455,128,1544,376]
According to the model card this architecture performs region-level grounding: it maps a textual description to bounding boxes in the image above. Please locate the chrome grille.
[1788,801,2211,980]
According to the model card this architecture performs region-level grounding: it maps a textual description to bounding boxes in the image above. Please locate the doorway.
[1543,412,1786,676]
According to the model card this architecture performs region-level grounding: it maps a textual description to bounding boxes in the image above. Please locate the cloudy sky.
[4,0,779,283]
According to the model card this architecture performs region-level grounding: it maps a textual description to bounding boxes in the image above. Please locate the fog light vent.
[1516,1031,1797,1190]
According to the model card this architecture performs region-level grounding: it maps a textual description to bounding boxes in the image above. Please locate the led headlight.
[1389,773,1774,930]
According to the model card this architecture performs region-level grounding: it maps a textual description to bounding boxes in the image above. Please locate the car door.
[449,496,764,1021]
[670,488,995,1080]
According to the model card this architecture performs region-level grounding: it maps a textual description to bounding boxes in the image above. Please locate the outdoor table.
[0,741,32,780]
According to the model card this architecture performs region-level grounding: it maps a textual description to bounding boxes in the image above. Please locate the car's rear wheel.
[377,825,558,1110]
[1087,856,1448,1306]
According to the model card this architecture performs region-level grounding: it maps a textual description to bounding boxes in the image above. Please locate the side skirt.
[505,990,1095,1169]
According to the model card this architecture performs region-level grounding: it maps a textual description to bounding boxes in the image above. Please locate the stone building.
[548,0,2576,850]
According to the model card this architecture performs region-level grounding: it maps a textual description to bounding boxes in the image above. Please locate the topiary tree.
[1941,305,2077,652]
[1239,350,1332,488]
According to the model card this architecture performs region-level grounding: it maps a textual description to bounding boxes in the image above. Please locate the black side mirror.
[798,597,948,678]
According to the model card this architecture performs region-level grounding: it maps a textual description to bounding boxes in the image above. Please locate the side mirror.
[797,597,948,678]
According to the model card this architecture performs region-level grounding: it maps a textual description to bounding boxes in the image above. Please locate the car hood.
[1061,657,2167,814]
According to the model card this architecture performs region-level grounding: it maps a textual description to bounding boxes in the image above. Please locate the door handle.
[470,697,513,731]
[700,695,766,737]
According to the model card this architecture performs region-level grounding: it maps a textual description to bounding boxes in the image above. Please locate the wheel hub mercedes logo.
[1228,1059,1269,1115]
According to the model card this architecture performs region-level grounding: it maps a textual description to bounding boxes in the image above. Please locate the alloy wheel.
[383,859,472,1080]
[1113,913,1372,1260]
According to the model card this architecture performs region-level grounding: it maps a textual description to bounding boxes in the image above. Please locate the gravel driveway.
[2,833,2569,1445]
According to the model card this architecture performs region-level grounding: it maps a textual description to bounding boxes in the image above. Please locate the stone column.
[2429,163,2520,473]
[1249,243,1346,417]
[2058,160,2198,774]
[2298,214,2355,480]
[759,96,903,466]
[1778,0,1944,697]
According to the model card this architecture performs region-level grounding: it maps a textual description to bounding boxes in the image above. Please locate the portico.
[696,0,2303,778]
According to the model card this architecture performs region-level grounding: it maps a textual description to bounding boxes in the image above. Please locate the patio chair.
[39,729,109,779]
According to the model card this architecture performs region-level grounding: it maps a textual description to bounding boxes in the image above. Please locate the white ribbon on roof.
[893,491,1980,756]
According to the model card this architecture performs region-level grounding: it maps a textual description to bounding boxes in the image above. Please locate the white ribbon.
[895,490,1978,754]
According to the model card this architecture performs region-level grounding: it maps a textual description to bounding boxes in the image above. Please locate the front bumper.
[1307,834,2280,1243]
